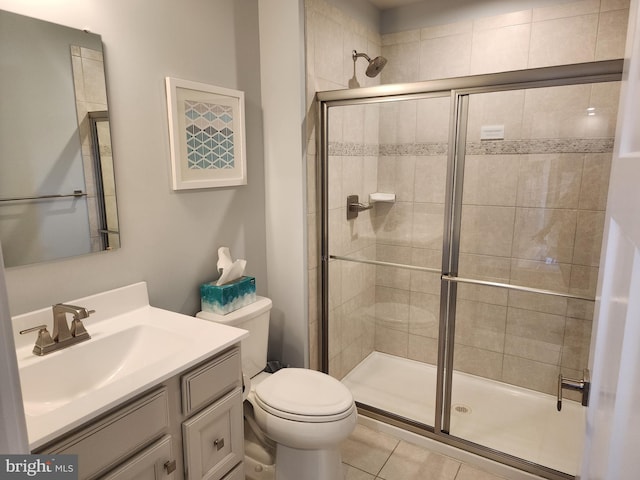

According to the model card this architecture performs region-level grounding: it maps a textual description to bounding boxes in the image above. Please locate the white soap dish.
[369,192,396,203]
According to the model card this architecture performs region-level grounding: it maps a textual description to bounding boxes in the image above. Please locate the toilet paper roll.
[242,373,251,401]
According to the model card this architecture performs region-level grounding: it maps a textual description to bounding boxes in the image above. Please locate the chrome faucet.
[20,303,94,356]
[52,303,92,342]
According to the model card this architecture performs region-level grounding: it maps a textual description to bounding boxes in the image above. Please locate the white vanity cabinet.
[34,346,244,480]
[181,349,244,480]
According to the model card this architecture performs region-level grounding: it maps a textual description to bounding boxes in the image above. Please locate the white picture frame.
[165,77,247,190]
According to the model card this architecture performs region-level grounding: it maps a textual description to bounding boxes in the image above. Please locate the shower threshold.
[342,352,585,476]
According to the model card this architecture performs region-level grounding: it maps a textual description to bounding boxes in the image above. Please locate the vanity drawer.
[101,435,175,480]
[182,387,243,480]
[181,347,241,416]
[42,388,169,480]
[220,463,244,480]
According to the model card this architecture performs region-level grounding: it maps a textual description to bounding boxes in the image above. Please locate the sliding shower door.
[324,94,451,429]
[319,61,622,480]
[443,81,618,476]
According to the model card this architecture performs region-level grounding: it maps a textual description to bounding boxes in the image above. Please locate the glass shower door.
[444,81,618,475]
[325,94,451,429]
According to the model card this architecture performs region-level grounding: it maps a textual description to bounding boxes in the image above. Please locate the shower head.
[352,50,387,78]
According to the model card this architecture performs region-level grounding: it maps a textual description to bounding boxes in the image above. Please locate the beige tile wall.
[306,0,628,397]
[305,0,382,374]
[95,121,119,249]
[372,94,449,364]
[381,0,629,83]
[375,0,626,396]
[453,84,616,395]
[70,45,109,253]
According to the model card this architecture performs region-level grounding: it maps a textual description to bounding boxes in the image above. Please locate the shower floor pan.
[342,352,585,476]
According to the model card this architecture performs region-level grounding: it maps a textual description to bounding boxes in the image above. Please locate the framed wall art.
[165,77,247,190]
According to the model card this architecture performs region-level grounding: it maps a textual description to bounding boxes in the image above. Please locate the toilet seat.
[254,368,355,423]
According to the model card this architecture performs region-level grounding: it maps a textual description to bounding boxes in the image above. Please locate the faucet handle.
[73,307,95,319]
[19,325,56,356]
[70,307,93,339]
[19,324,48,335]
[70,317,91,339]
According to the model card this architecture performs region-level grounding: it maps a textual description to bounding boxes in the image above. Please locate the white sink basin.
[20,324,189,417]
[12,282,248,450]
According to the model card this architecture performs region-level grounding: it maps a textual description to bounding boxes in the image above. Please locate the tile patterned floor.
[341,424,509,480]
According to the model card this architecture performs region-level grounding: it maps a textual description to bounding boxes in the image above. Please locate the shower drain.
[453,404,472,414]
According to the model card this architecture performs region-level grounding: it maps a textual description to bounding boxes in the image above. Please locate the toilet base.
[244,411,276,480]
[275,445,343,480]
[245,453,275,480]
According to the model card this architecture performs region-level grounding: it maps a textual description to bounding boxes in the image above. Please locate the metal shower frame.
[317,59,623,480]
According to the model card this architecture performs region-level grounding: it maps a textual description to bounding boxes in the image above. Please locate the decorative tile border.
[328,142,379,156]
[466,138,615,155]
[329,138,614,156]
[380,143,448,156]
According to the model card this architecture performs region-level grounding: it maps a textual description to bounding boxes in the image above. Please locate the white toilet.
[196,296,357,480]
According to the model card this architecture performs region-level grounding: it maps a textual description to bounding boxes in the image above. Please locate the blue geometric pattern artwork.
[184,100,235,170]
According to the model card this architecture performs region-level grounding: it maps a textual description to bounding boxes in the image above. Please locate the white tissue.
[215,247,246,286]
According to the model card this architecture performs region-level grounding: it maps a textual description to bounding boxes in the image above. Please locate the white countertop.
[11,282,248,450]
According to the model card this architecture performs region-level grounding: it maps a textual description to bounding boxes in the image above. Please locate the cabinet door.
[101,435,175,480]
[183,388,243,480]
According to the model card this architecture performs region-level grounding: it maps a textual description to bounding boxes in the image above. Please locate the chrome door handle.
[557,369,590,411]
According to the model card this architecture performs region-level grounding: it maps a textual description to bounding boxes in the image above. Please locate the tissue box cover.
[201,276,256,315]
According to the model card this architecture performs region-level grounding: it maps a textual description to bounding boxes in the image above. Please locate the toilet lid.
[254,368,354,422]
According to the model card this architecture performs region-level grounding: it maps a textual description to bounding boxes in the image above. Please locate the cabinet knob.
[163,459,177,474]
[213,438,225,451]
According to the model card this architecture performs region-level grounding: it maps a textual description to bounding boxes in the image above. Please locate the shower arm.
[352,50,371,62]
[352,49,387,78]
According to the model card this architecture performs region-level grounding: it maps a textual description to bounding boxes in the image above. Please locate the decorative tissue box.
[200,276,256,315]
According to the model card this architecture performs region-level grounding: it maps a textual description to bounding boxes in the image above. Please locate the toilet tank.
[196,296,271,378]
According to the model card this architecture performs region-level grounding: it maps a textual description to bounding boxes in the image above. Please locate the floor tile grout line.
[451,459,463,479]
[375,439,402,477]
[343,425,515,480]
[343,463,378,479]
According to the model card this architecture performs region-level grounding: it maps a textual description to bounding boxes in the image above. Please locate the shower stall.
[318,60,622,479]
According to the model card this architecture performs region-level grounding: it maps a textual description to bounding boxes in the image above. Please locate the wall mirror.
[0,10,120,268]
